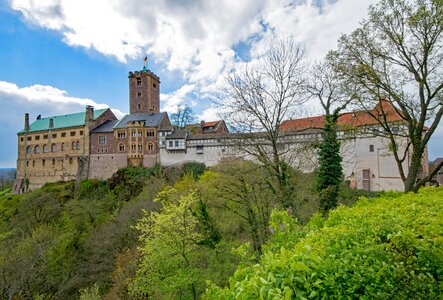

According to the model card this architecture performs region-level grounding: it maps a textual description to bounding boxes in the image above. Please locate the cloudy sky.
[0,0,441,167]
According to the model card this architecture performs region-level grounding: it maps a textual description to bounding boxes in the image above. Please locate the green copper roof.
[18,108,108,134]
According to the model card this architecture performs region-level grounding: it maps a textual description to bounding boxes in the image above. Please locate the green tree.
[133,190,204,299]
[306,61,355,213]
[329,0,443,192]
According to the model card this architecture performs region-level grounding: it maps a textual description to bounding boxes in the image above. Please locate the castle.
[14,67,429,193]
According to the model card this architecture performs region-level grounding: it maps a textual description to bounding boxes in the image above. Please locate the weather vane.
[143,56,148,68]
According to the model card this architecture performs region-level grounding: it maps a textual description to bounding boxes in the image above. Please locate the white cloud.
[160,83,196,113]
[0,80,125,129]
[11,0,376,101]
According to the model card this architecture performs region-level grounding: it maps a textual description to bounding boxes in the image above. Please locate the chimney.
[49,118,54,129]
[24,113,29,132]
[85,105,94,125]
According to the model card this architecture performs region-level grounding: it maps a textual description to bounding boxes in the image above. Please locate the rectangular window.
[118,131,126,139]
[196,145,203,154]
[70,131,76,136]
[80,130,83,136]
[27,136,32,141]
[132,144,136,151]
[138,144,143,152]
[61,132,66,137]
[169,141,173,147]
[175,140,179,147]
[43,134,48,139]
[35,135,40,140]
[20,137,24,142]
[52,133,57,138]
[98,135,107,145]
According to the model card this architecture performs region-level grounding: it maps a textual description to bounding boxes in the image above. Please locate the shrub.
[206,187,443,299]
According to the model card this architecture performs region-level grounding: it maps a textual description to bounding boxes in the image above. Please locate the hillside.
[0,162,441,299]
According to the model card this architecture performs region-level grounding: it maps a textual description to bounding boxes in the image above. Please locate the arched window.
[26,146,32,154]
[69,158,73,165]
[137,91,142,97]
[118,143,125,152]
[51,143,57,152]
[42,159,46,166]
[43,144,49,153]
[76,141,80,150]
[52,159,55,166]
[32,160,35,167]
[147,142,154,152]
[26,161,29,167]
[369,145,374,152]
[72,142,76,150]
[35,145,40,154]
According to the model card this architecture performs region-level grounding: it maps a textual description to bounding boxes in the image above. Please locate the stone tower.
[128,67,160,114]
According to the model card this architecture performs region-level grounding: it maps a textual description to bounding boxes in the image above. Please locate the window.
[132,144,136,151]
[80,130,83,136]
[76,141,80,150]
[27,136,31,141]
[43,134,48,139]
[35,135,40,140]
[52,133,57,138]
[153,83,157,88]
[147,142,154,151]
[137,91,142,97]
[175,140,179,147]
[136,77,141,86]
[52,159,55,166]
[132,131,137,137]
[70,131,76,137]
[51,143,57,152]
[169,141,173,147]
[138,104,141,109]
[369,145,374,152]
[147,130,155,137]
[20,137,24,142]
[61,142,65,151]
[117,132,126,139]
[69,158,73,165]
[138,144,143,152]
[35,145,40,154]
[42,159,45,167]
[196,145,203,154]
[26,161,29,167]
[27,146,32,154]
[162,141,166,146]
[32,160,35,167]
[98,135,107,145]
[61,132,66,137]
[72,142,76,150]
[43,144,49,153]
[118,143,125,152]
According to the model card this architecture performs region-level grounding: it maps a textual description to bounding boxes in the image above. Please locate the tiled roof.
[113,112,167,129]
[280,100,404,132]
[18,109,108,133]
[166,130,188,139]
[91,120,119,133]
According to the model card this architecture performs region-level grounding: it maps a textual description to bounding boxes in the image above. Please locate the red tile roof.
[280,100,404,131]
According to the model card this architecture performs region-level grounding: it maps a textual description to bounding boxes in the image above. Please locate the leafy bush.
[183,162,206,179]
[206,187,443,299]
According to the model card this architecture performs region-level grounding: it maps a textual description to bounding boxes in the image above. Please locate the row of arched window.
[118,142,155,152]
[26,157,76,167]
[26,141,81,154]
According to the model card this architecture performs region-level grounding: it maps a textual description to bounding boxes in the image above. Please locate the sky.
[0,0,441,168]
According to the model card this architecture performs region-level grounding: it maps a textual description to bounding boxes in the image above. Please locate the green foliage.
[108,165,162,201]
[207,187,443,299]
[183,161,207,179]
[316,117,342,213]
